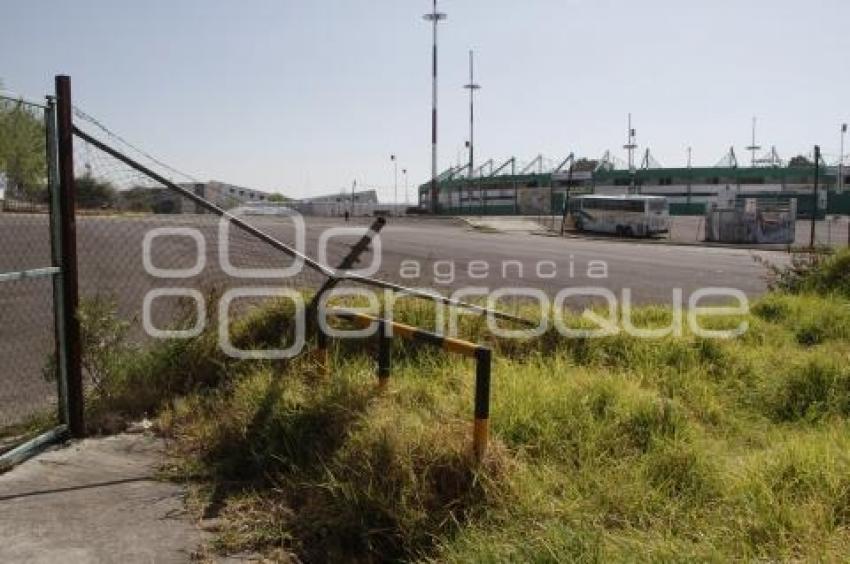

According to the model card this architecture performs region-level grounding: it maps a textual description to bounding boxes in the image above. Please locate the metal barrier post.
[473,347,491,462]
[55,75,84,438]
[377,319,391,390]
[330,309,491,460]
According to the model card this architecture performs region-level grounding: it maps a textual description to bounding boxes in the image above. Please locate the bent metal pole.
[71,126,534,328]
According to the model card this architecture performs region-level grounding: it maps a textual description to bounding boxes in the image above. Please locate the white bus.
[570,195,670,237]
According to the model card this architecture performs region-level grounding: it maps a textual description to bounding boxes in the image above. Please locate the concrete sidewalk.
[0,434,206,563]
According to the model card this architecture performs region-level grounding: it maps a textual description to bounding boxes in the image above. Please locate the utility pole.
[464,49,481,213]
[351,179,356,217]
[423,1,446,214]
[811,145,820,249]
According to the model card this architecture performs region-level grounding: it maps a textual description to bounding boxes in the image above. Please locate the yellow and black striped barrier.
[323,309,492,462]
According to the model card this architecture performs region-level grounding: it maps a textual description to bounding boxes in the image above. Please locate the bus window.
[647,199,667,213]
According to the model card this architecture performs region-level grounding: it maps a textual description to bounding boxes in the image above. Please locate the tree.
[0,99,47,200]
[268,192,288,202]
[75,174,117,208]
[788,155,813,168]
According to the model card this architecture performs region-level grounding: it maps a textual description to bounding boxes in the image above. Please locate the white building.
[178,181,270,214]
[288,189,405,216]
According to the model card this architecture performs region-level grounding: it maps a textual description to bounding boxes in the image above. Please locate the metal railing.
[323,308,492,461]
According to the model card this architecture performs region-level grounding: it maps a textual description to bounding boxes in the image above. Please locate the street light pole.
[464,49,481,213]
[811,145,820,249]
[423,1,446,214]
[391,154,398,213]
[402,168,408,205]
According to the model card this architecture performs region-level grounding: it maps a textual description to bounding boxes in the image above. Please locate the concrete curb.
[453,215,790,251]
[549,231,791,251]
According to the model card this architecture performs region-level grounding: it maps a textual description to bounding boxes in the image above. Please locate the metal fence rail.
[325,308,492,461]
[71,118,534,327]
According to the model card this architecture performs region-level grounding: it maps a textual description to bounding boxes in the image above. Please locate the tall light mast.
[624,113,637,170]
[624,113,637,192]
[464,49,481,207]
[423,1,446,213]
[746,116,761,167]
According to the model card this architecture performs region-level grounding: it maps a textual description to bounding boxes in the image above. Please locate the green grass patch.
[81,256,850,561]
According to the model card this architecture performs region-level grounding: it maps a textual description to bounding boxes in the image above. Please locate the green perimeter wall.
[421,167,849,217]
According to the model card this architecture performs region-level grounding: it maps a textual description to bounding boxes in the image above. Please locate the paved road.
[340,217,778,303]
[1,213,785,426]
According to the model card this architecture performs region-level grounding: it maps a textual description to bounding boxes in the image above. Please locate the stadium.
[418,150,850,219]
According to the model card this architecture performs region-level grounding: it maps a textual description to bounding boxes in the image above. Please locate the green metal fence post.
[45,95,69,426]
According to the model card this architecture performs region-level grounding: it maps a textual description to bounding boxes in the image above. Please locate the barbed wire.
[0,91,48,110]
[72,105,201,184]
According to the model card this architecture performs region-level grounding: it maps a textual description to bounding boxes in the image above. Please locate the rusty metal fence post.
[55,75,84,438]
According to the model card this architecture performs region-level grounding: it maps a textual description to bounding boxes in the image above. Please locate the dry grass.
[82,250,850,561]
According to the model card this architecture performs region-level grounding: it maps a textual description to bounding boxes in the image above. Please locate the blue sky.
[2,0,848,200]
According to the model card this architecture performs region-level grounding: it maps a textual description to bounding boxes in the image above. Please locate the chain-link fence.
[0,96,60,441]
[69,115,332,362]
[5,75,523,460]
[67,104,467,364]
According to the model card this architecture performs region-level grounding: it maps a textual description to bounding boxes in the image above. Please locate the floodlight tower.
[464,49,481,207]
[746,116,761,167]
[423,1,447,213]
[624,114,637,192]
[623,113,637,171]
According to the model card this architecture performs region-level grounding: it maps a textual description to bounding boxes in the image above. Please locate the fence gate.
[0,90,75,469]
